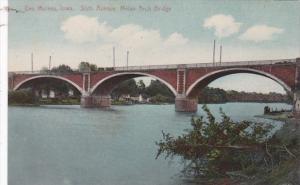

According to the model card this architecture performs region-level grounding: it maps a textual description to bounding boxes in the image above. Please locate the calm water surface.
[8,103,292,185]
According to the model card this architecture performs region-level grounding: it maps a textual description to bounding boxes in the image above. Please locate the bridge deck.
[9,58,296,74]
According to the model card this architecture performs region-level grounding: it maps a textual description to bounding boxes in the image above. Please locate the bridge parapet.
[114,58,296,71]
[9,58,296,74]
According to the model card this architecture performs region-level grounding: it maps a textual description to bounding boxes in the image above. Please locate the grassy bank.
[39,98,80,105]
[9,103,40,107]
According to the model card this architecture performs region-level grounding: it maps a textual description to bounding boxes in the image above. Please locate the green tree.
[137,80,146,95]
[111,79,138,98]
[51,64,73,73]
[198,87,228,103]
[78,62,98,72]
[8,90,37,104]
[78,61,90,72]
[156,105,277,178]
[145,80,174,98]
[111,79,175,102]
[90,64,98,72]
[149,94,173,103]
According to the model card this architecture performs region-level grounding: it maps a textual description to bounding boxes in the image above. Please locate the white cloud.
[59,15,196,65]
[61,16,166,49]
[239,25,284,42]
[164,32,189,46]
[61,15,112,43]
[109,24,162,50]
[203,14,242,38]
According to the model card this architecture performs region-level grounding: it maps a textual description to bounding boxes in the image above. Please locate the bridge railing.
[115,58,296,71]
[8,70,81,75]
[9,58,296,74]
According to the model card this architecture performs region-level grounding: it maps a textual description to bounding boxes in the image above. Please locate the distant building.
[68,89,74,96]
[128,94,146,103]
[138,94,143,102]
[119,94,131,101]
[118,94,146,103]
[49,90,55,98]
[41,89,48,98]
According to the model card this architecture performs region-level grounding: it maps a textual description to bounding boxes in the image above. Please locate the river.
[8,103,292,185]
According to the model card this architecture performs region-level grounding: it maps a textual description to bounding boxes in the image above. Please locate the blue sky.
[8,0,300,93]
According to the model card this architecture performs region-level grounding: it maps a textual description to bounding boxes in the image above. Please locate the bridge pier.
[81,95,111,108]
[293,91,300,118]
[175,96,198,112]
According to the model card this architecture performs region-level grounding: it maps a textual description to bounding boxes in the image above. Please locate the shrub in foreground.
[156,105,297,182]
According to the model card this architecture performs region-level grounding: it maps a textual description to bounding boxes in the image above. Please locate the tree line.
[111,79,174,103]
[197,87,290,103]
[41,62,113,73]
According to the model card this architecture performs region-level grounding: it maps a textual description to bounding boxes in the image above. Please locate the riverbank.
[111,101,172,105]
[237,114,299,185]
[188,111,299,185]
[9,101,173,106]
[202,119,299,185]
[258,111,299,184]
[245,118,300,185]
[255,111,294,121]
[9,103,40,107]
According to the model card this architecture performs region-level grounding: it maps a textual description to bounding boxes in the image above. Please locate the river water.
[8,103,292,185]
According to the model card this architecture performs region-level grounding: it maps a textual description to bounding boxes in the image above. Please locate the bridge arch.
[186,68,292,97]
[90,72,177,96]
[13,75,83,94]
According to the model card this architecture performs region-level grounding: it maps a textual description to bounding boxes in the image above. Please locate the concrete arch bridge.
[9,58,300,113]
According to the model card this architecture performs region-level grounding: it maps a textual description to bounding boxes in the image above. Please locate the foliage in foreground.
[8,90,37,105]
[156,105,298,181]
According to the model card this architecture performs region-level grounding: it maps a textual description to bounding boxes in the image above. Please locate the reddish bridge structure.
[8,58,300,114]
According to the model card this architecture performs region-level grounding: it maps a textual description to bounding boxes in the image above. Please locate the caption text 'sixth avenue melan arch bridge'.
[8,58,300,114]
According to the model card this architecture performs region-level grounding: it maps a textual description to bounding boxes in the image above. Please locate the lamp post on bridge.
[113,47,115,69]
[219,45,222,64]
[31,52,33,73]
[126,50,129,70]
[212,40,215,66]
[48,56,52,71]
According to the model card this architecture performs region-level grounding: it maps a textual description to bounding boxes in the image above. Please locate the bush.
[150,94,173,103]
[156,105,297,180]
[8,90,37,105]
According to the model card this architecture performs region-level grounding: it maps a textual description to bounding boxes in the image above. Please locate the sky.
[8,0,300,94]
